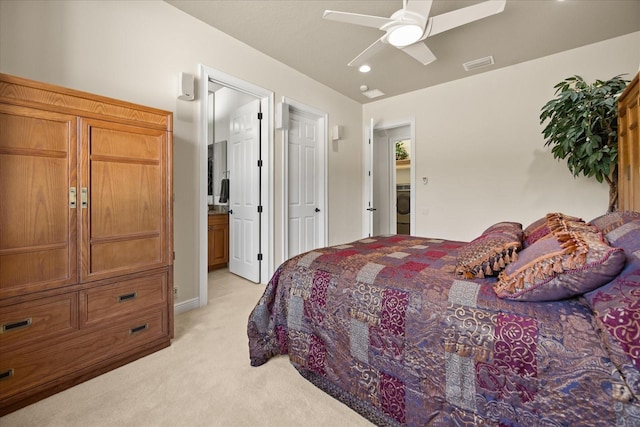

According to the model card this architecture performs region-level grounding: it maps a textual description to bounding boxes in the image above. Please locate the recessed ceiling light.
[359,65,371,73]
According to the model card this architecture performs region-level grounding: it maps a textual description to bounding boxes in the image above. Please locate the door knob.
[315,208,320,212]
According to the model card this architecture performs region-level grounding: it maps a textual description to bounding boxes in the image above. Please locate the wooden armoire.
[0,74,174,415]
[618,71,639,211]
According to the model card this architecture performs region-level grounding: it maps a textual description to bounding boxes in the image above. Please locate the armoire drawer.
[0,308,168,400]
[79,271,168,328]
[0,293,78,351]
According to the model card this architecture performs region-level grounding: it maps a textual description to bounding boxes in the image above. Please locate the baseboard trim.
[174,297,199,315]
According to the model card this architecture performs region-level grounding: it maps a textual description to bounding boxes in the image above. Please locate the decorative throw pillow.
[603,218,640,254]
[522,213,584,247]
[522,217,550,247]
[546,212,599,235]
[590,211,640,235]
[455,222,523,279]
[494,219,625,301]
[482,221,523,236]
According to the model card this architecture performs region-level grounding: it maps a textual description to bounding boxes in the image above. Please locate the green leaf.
[539,74,630,201]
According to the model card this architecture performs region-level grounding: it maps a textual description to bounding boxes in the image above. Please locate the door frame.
[280,97,328,260]
[198,64,274,307]
[363,117,416,237]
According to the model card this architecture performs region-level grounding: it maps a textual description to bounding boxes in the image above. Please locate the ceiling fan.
[322,0,506,67]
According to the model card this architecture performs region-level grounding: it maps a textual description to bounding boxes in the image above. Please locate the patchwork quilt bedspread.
[247,235,639,426]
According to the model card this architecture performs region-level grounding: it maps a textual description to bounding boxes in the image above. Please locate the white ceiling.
[166,0,640,103]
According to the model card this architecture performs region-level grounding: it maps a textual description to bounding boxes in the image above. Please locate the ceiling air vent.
[463,55,495,72]
[362,89,385,99]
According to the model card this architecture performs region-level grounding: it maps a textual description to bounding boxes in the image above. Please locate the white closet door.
[287,110,320,258]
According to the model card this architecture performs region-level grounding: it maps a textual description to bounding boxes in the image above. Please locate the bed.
[247,212,640,426]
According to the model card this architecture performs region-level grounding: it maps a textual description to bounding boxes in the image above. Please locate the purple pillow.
[522,213,583,247]
[590,211,640,235]
[455,222,522,279]
[522,217,550,247]
[494,221,625,301]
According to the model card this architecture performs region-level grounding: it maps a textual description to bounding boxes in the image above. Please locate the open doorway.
[394,138,411,235]
[198,64,274,308]
[207,86,260,283]
[364,119,415,237]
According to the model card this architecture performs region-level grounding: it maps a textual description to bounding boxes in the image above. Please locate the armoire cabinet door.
[0,104,78,298]
[79,118,170,281]
[618,74,639,212]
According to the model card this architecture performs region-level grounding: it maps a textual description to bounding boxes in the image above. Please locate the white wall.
[364,32,640,242]
[2,0,638,304]
[0,0,364,304]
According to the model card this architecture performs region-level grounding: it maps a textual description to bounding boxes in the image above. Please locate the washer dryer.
[396,184,410,235]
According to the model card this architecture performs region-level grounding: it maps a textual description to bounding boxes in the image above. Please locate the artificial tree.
[540,75,629,212]
[395,141,409,160]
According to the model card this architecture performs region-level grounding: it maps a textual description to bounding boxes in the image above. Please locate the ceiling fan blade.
[405,0,433,25]
[427,0,506,37]
[401,42,437,65]
[322,10,394,30]
[348,37,387,68]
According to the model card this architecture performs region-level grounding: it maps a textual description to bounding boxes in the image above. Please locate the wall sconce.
[332,125,342,141]
[276,102,289,130]
[178,72,194,101]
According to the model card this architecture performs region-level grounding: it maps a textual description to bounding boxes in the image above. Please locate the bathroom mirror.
[208,140,228,206]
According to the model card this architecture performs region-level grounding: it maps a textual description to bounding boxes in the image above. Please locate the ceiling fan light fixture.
[387,24,423,47]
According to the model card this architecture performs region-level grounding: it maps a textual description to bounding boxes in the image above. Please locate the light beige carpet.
[1,269,373,427]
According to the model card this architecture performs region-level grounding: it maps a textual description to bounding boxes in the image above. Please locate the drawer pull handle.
[0,369,14,381]
[130,323,148,335]
[1,318,32,334]
[118,292,138,303]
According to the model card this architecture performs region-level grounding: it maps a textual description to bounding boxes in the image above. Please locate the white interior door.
[228,99,261,283]
[287,110,322,258]
[365,118,375,237]
[372,129,393,236]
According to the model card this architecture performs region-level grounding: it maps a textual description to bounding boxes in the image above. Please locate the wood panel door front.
[208,214,229,270]
[0,104,78,298]
[79,119,169,282]
[618,74,639,211]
